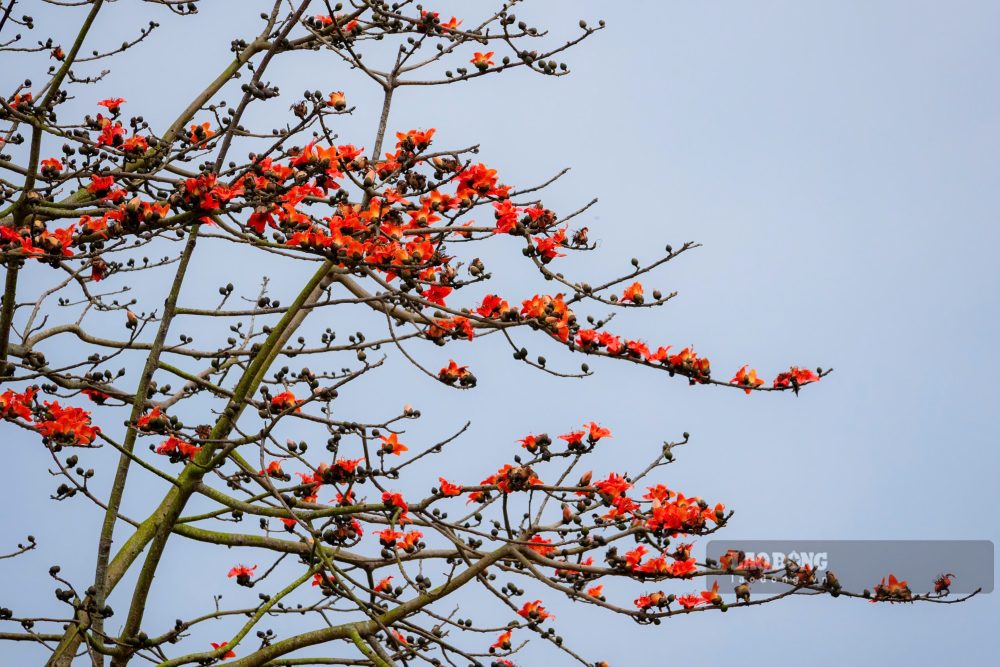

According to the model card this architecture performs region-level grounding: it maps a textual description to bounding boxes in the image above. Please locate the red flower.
[395,128,436,151]
[494,464,542,493]
[471,51,495,70]
[438,477,462,497]
[327,90,346,110]
[731,365,764,394]
[438,359,475,387]
[635,591,667,610]
[420,285,452,306]
[872,574,912,602]
[621,282,644,304]
[773,366,820,390]
[270,390,301,413]
[40,157,63,176]
[156,437,201,461]
[517,600,553,623]
[585,422,611,443]
[36,402,99,445]
[559,430,585,449]
[188,122,215,144]
[0,387,35,421]
[398,530,423,551]
[587,584,604,598]
[381,491,410,523]
[593,473,631,502]
[374,576,394,593]
[675,594,704,610]
[379,433,408,456]
[491,629,512,650]
[136,406,167,433]
[210,642,235,659]
[81,388,109,404]
[376,528,404,547]
[526,535,555,556]
[97,98,125,114]
[261,460,285,477]
[624,545,649,570]
[227,564,256,586]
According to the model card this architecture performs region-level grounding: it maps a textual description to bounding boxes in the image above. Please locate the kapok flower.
[872,574,912,603]
[379,433,408,456]
[438,359,476,387]
[156,437,201,462]
[210,642,235,659]
[471,51,495,70]
[40,158,63,177]
[585,422,611,443]
[36,402,99,445]
[270,391,301,413]
[773,366,820,390]
[97,98,125,114]
[0,387,35,421]
[136,406,167,433]
[438,477,462,497]
[398,530,423,551]
[559,430,585,449]
[227,564,257,586]
[491,630,512,651]
[526,535,555,556]
[188,122,214,144]
[731,365,764,394]
[635,591,668,610]
[327,90,346,110]
[517,600,553,623]
[621,282,644,304]
[374,576,394,593]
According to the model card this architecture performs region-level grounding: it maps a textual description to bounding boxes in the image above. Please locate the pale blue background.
[2,1,998,664]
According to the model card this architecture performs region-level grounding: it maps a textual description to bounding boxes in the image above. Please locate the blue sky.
[2,1,998,664]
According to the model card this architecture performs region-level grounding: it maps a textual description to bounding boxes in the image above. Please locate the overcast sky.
[2,1,998,664]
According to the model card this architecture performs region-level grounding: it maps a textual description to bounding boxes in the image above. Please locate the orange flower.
[675,594,704,610]
[491,630,512,650]
[379,433,408,456]
[156,437,201,461]
[635,591,667,610]
[517,600,553,623]
[188,122,214,144]
[327,90,346,110]
[374,576,394,593]
[585,422,611,443]
[395,128,436,151]
[398,530,423,551]
[0,387,35,421]
[621,281,644,304]
[36,402,99,445]
[270,391,301,413]
[97,98,125,114]
[438,359,475,387]
[587,584,604,598]
[136,406,167,433]
[438,477,462,497]
[872,574,912,602]
[773,366,820,390]
[471,51,495,70]
[40,157,63,176]
[731,365,764,394]
[526,535,555,556]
